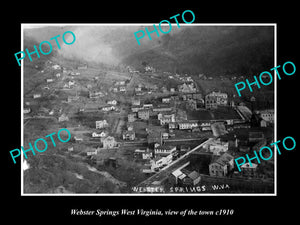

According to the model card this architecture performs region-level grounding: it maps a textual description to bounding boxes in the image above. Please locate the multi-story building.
[162,97,171,104]
[138,109,150,120]
[150,154,173,170]
[209,153,234,177]
[205,91,228,109]
[178,82,197,93]
[158,113,175,125]
[89,90,104,98]
[178,121,198,130]
[240,162,258,177]
[259,109,274,123]
[205,139,229,155]
[58,113,69,122]
[122,130,135,141]
[154,144,176,155]
[128,113,136,122]
[132,98,141,106]
[96,120,108,129]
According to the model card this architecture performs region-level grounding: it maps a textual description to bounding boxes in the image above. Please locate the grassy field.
[90,146,148,192]
[24,152,120,193]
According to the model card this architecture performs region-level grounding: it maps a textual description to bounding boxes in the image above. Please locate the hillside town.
[23,60,274,194]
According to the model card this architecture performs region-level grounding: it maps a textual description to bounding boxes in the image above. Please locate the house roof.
[123,130,135,135]
[138,109,150,113]
[172,170,183,177]
[211,122,228,137]
[178,173,187,180]
[153,155,164,162]
[162,113,175,119]
[178,120,198,125]
[212,152,234,166]
[188,171,200,180]
[241,162,258,169]
[155,145,176,151]
[96,120,107,123]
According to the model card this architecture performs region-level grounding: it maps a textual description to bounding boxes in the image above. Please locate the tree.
[141,61,148,67]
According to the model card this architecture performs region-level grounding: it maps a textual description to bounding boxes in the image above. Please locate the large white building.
[205,91,228,109]
[206,139,229,155]
[96,120,108,129]
[259,109,274,123]
[150,154,173,170]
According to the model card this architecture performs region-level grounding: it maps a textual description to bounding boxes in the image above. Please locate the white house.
[143,103,153,109]
[92,131,107,138]
[23,108,31,114]
[206,139,229,155]
[241,162,258,170]
[52,64,61,70]
[107,100,117,105]
[102,105,115,112]
[178,121,198,130]
[102,136,117,149]
[33,93,41,99]
[115,80,126,86]
[171,169,185,185]
[259,109,274,123]
[205,91,228,109]
[162,98,171,104]
[119,86,126,92]
[134,148,153,160]
[154,145,176,155]
[68,80,75,87]
[63,83,70,89]
[142,151,153,160]
[58,113,69,122]
[46,78,54,83]
[96,120,108,129]
[158,113,175,125]
[132,98,141,106]
[87,149,98,156]
[151,154,173,170]
[135,87,142,92]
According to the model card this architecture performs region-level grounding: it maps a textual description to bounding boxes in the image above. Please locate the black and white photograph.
[4,4,298,224]
[21,24,275,195]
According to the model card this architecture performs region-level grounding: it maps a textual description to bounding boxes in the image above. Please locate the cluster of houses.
[89,90,105,98]
[200,130,269,178]
[100,100,119,112]
[178,82,197,93]
[135,143,178,173]
[86,120,119,153]
[145,65,156,73]
[110,80,130,93]
[128,101,174,122]
[237,105,274,128]
[172,133,265,182]
[26,60,274,187]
